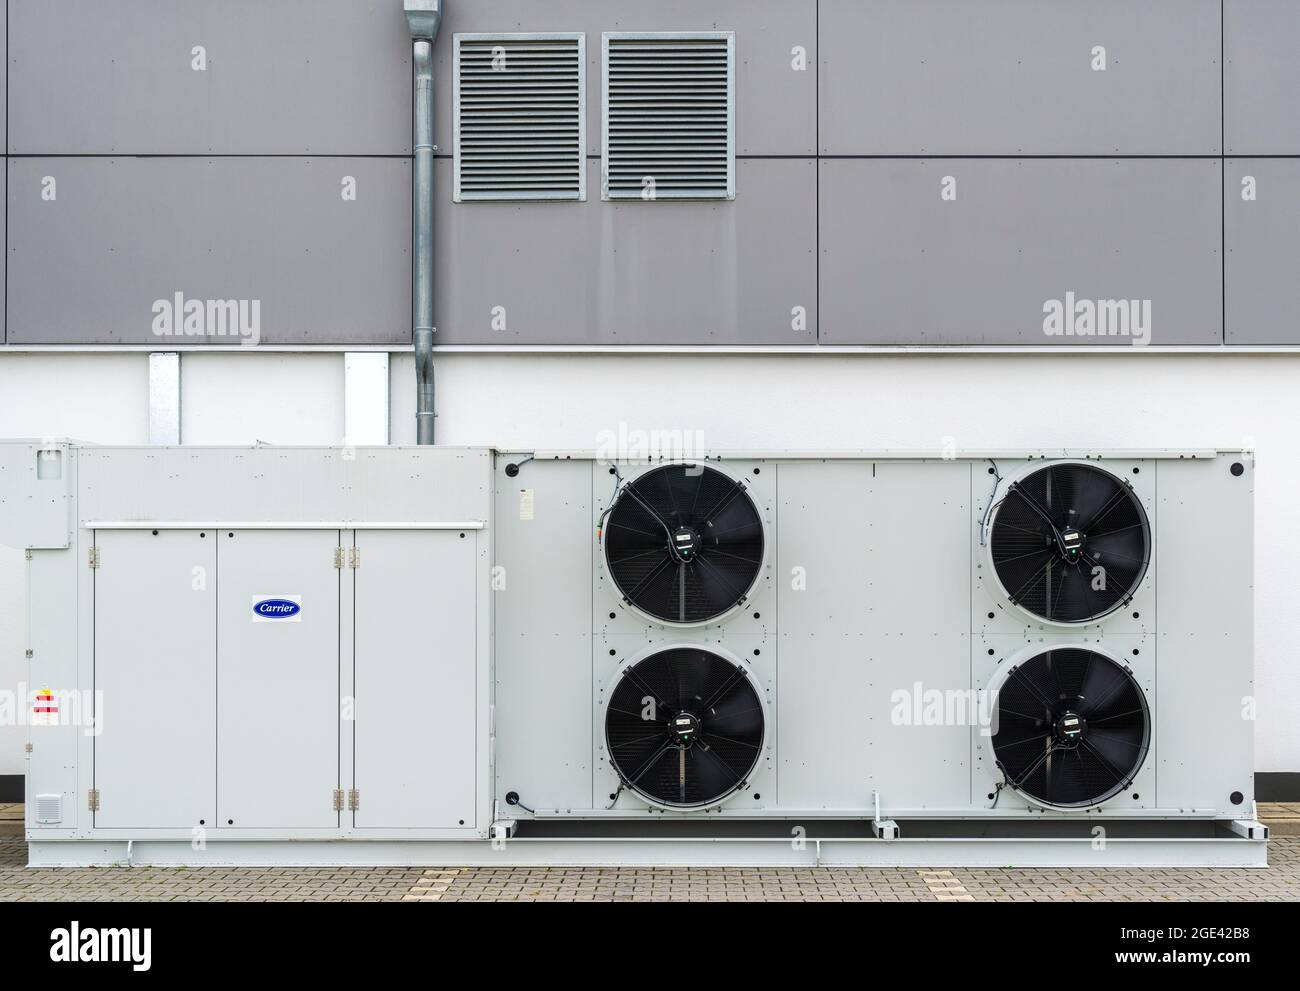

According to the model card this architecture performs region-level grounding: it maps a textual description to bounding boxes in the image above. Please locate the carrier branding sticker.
[31,687,58,727]
[252,595,303,622]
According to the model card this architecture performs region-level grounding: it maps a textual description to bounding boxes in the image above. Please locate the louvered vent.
[603,33,736,201]
[34,793,63,824]
[453,33,587,202]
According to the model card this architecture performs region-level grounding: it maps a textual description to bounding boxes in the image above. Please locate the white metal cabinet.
[93,529,216,829]
[216,529,340,829]
[352,530,479,829]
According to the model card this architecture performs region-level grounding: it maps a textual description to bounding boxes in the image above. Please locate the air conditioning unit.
[0,442,1264,867]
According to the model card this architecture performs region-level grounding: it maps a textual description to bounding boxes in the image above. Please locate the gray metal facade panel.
[1,157,6,344]
[7,0,412,155]
[7,157,411,346]
[819,0,1222,155]
[818,159,1223,347]
[1225,0,1300,154]
[435,158,817,346]
[434,0,817,159]
[1225,159,1300,345]
[0,2,6,137]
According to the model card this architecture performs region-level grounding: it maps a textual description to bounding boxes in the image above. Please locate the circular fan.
[604,647,764,809]
[603,464,764,625]
[990,462,1150,623]
[992,648,1150,809]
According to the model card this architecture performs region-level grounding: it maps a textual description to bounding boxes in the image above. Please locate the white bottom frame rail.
[27,836,1268,869]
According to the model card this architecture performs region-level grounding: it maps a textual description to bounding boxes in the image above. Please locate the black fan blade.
[1087,529,1147,566]
[992,464,1148,623]
[605,497,667,545]
[626,739,675,786]
[692,556,750,616]
[705,495,763,543]
[994,648,1150,807]
[1079,665,1132,720]
[607,465,763,624]
[671,649,709,710]
[690,746,738,802]
[699,478,748,527]
[1063,465,1116,529]
[1088,729,1145,774]
[655,466,691,524]
[607,648,764,807]
[705,691,763,740]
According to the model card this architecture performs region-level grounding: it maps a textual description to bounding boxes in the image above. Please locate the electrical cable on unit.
[979,459,1003,547]
[504,792,536,814]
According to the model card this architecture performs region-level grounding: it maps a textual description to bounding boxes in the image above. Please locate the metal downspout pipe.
[405,1,442,444]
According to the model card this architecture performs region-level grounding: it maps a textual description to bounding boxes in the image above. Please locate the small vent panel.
[34,793,63,824]
[603,33,736,201]
[454,34,586,202]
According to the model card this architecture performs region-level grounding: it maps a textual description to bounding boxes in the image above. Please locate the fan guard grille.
[992,648,1150,809]
[990,463,1150,624]
[605,647,764,809]
[604,464,764,625]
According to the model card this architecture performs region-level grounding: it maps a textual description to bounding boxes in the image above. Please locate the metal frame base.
[27,835,1268,869]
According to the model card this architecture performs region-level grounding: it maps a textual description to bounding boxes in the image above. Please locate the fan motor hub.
[671,712,701,746]
[1057,526,1085,562]
[1054,710,1088,746]
[669,525,703,561]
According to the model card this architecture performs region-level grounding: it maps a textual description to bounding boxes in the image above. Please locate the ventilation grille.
[603,33,736,201]
[34,793,63,824]
[453,34,586,202]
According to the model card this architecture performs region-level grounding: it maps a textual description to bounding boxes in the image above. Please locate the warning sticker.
[32,687,58,727]
[519,489,535,521]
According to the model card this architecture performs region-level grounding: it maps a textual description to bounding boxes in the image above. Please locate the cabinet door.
[217,530,340,829]
[94,529,216,829]
[354,530,479,830]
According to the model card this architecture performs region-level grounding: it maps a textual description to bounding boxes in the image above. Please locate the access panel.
[216,530,340,830]
[1225,159,1300,345]
[353,530,480,830]
[435,158,817,345]
[820,0,1221,155]
[819,158,1222,346]
[93,529,216,830]
[8,0,411,155]
[7,157,410,346]
[1225,0,1300,155]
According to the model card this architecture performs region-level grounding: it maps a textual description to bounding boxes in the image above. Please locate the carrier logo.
[1042,292,1151,346]
[252,596,302,622]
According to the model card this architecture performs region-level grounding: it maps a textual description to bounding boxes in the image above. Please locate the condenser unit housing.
[0,443,1265,867]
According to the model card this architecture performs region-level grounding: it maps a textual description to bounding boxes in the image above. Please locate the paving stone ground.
[0,832,1296,903]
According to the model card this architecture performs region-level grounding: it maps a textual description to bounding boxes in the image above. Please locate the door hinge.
[332,788,344,812]
[334,547,345,569]
[88,547,101,569]
[348,789,360,811]
[24,649,33,659]
[24,549,33,561]
[87,788,100,812]
[348,547,360,569]
[24,743,33,754]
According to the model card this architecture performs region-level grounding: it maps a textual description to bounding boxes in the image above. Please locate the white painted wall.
[1,351,1296,776]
